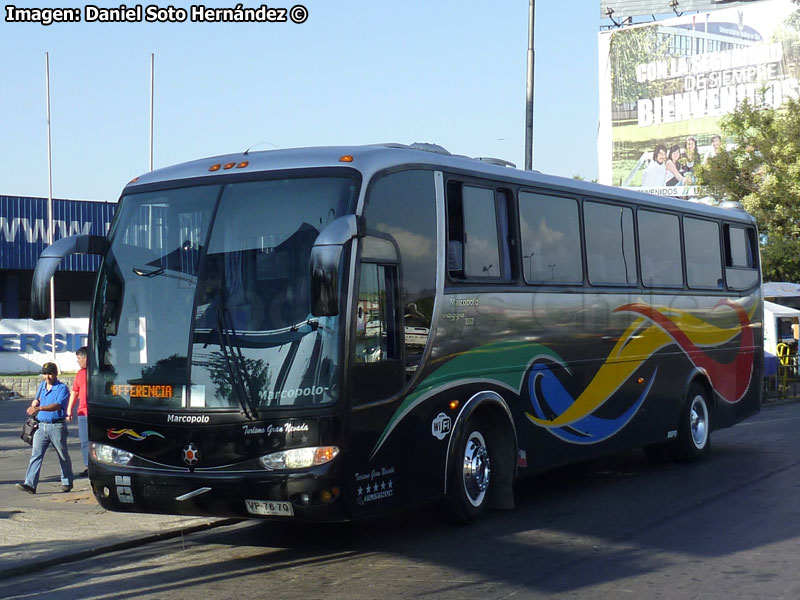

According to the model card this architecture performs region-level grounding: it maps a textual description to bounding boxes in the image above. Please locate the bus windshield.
[91,175,358,411]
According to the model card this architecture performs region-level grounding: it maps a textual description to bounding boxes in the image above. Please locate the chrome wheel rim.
[690,395,708,449]
[462,431,490,507]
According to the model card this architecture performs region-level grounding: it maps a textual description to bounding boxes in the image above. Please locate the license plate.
[245,499,294,517]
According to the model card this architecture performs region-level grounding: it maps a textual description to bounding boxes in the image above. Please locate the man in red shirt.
[67,346,89,477]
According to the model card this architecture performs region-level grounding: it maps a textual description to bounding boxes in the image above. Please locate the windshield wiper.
[290,318,320,332]
[132,265,195,284]
[132,266,164,277]
[213,305,259,420]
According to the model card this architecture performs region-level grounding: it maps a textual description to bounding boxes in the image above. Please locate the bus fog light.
[259,446,340,470]
[102,487,110,498]
[91,443,133,466]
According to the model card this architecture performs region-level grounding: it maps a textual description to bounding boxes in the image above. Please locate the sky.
[1,1,607,202]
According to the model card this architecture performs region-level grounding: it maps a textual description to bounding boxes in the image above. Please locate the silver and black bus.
[33,143,762,523]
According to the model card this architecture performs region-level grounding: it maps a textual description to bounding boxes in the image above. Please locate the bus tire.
[670,383,712,462]
[441,418,492,524]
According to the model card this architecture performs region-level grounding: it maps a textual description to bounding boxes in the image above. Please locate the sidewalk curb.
[763,397,800,407]
[0,517,241,581]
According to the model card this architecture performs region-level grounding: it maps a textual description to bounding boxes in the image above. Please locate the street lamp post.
[525,0,535,171]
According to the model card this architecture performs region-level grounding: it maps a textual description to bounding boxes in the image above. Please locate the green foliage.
[609,27,658,105]
[609,26,679,106]
[572,174,598,183]
[761,237,800,282]
[696,98,800,282]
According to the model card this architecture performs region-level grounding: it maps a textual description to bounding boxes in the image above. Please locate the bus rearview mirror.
[309,215,364,317]
[310,245,342,317]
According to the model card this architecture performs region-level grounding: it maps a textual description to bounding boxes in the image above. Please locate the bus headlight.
[91,443,133,466]
[259,446,339,470]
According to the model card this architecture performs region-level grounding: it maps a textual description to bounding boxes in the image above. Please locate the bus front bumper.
[89,463,349,521]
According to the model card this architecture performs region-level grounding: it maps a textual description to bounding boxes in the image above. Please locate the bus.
[32,143,762,523]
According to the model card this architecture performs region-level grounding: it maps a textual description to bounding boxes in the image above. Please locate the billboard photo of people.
[598,0,800,197]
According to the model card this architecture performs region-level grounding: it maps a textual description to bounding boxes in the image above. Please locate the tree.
[609,26,678,106]
[695,98,800,282]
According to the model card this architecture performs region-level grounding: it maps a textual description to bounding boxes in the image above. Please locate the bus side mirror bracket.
[31,234,109,319]
[310,215,364,317]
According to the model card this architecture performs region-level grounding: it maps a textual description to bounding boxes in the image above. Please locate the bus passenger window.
[447,182,511,280]
[584,201,636,286]
[724,224,759,290]
[684,217,722,289]
[519,192,582,283]
[638,210,682,287]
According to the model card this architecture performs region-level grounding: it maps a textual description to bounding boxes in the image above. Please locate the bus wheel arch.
[671,374,713,461]
[441,392,517,523]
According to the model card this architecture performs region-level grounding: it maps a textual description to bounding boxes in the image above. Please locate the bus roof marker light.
[339,155,354,163]
[236,161,249,168]
[209,164,221,172]
[223,162,236,170]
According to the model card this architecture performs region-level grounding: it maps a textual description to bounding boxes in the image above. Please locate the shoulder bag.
[21,416,39,445]
[20,381,44,445]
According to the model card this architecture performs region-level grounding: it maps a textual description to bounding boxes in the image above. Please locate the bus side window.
[684,217,723,289]
[723,224,759,290]
[447,182,511,280]
[519,191,582,284]
[638,209,683,288]
[584,201,636,286]
[446,182,466,279]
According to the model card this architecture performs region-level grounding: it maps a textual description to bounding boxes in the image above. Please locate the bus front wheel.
[442,419,492,524]
[670,383,712,461]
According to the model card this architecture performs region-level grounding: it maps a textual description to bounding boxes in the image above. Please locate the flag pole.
[524,0,535,171]
[150,53,154,171]
[46,52,56,361]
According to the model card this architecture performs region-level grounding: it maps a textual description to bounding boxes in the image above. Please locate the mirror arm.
[313,214,365,246]
[31,234,109,319]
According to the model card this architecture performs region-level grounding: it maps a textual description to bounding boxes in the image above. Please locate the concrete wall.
[0,375,75,400]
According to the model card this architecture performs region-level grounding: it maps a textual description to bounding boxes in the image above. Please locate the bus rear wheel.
[670,383,711,461]
[441,419,492,524]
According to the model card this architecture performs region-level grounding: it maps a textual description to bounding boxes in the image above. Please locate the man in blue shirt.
[16,362,74,494]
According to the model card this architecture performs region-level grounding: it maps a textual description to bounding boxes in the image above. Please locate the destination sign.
[109,384,174,399]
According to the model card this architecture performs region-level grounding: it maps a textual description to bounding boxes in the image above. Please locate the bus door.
[347,237,406,515]
[344,169,439,517]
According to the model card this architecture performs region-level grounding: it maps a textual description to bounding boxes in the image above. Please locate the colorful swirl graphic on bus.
[525,299,754,443]
[526,359,657,444]
[107,428,165,441]
[371,299,756,457]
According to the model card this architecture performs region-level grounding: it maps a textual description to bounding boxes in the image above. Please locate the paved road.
[0,397,223,576]
[1,402,799,599]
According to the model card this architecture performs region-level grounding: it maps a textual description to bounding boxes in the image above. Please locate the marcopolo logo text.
[266,386,328,401]
[167,414,210,424]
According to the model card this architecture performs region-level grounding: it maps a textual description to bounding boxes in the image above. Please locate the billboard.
[598,0,800,196]
[600,1,769,20]
[0,318,88,373]
[0,195,116,270]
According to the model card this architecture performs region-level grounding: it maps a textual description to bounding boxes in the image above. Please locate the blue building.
[0,195,116,318]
